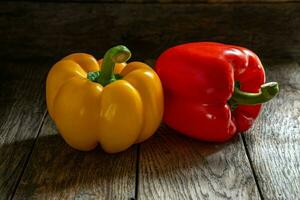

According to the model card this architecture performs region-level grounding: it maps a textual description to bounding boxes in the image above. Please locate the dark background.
[1,0,300,63]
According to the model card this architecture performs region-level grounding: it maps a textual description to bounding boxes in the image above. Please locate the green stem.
[95,45,131,86]
[228,82,279,110]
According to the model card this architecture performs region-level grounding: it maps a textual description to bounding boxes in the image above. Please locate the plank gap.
[134,144,140,200]
[241,134,264,200]
[13,115,137,199]
[9,110,48,200]
[242,61,300,199]
[0,60,49,199]
[138,125,261,199]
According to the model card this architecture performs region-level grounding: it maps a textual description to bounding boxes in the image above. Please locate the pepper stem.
[95,45,131,86]
[228,82,279,110]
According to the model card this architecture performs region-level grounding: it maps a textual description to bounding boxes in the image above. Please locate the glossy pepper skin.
[46,45,163,153]
[155,42,279,142]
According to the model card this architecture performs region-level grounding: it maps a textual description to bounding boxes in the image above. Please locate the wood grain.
[138,125,260,200]
[13,115,137,200]
[0,2,300,61]
[243,61,300,200]
[0,61,48,200]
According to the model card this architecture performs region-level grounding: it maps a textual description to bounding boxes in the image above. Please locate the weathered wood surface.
[138,125,260,200]
[13,115,137,200]
[1,3,300,61]
[0,61,48,200]
[1,60,299,199]
[243,61,300,200]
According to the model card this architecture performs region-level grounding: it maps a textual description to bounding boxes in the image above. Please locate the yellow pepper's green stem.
[228,82,279,110]
[95,45,131,86]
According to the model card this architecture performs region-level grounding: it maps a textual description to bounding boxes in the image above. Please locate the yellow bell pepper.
[46,45,163,153]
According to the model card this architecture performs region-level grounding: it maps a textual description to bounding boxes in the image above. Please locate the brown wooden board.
[243,61,300,200]
[0,61,48,200]
[13,115,137,199]
[1,60,299,199]
[0,2,300,61]
[138,125,261,199]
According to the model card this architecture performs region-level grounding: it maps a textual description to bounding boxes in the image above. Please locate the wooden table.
[1,0,300,199]
[0,59,299,200]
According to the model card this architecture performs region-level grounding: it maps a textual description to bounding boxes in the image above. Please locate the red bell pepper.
[155,42,279,141]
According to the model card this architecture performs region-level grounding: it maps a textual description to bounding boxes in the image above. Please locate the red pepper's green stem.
[95,45,131,86]
[229,82,279,110]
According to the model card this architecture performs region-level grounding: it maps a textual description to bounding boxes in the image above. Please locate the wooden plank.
[138,125,261,199]
[0,61,48,200]
[243,61,300,200]
[0,2,300,61]
[13,115,137,199]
